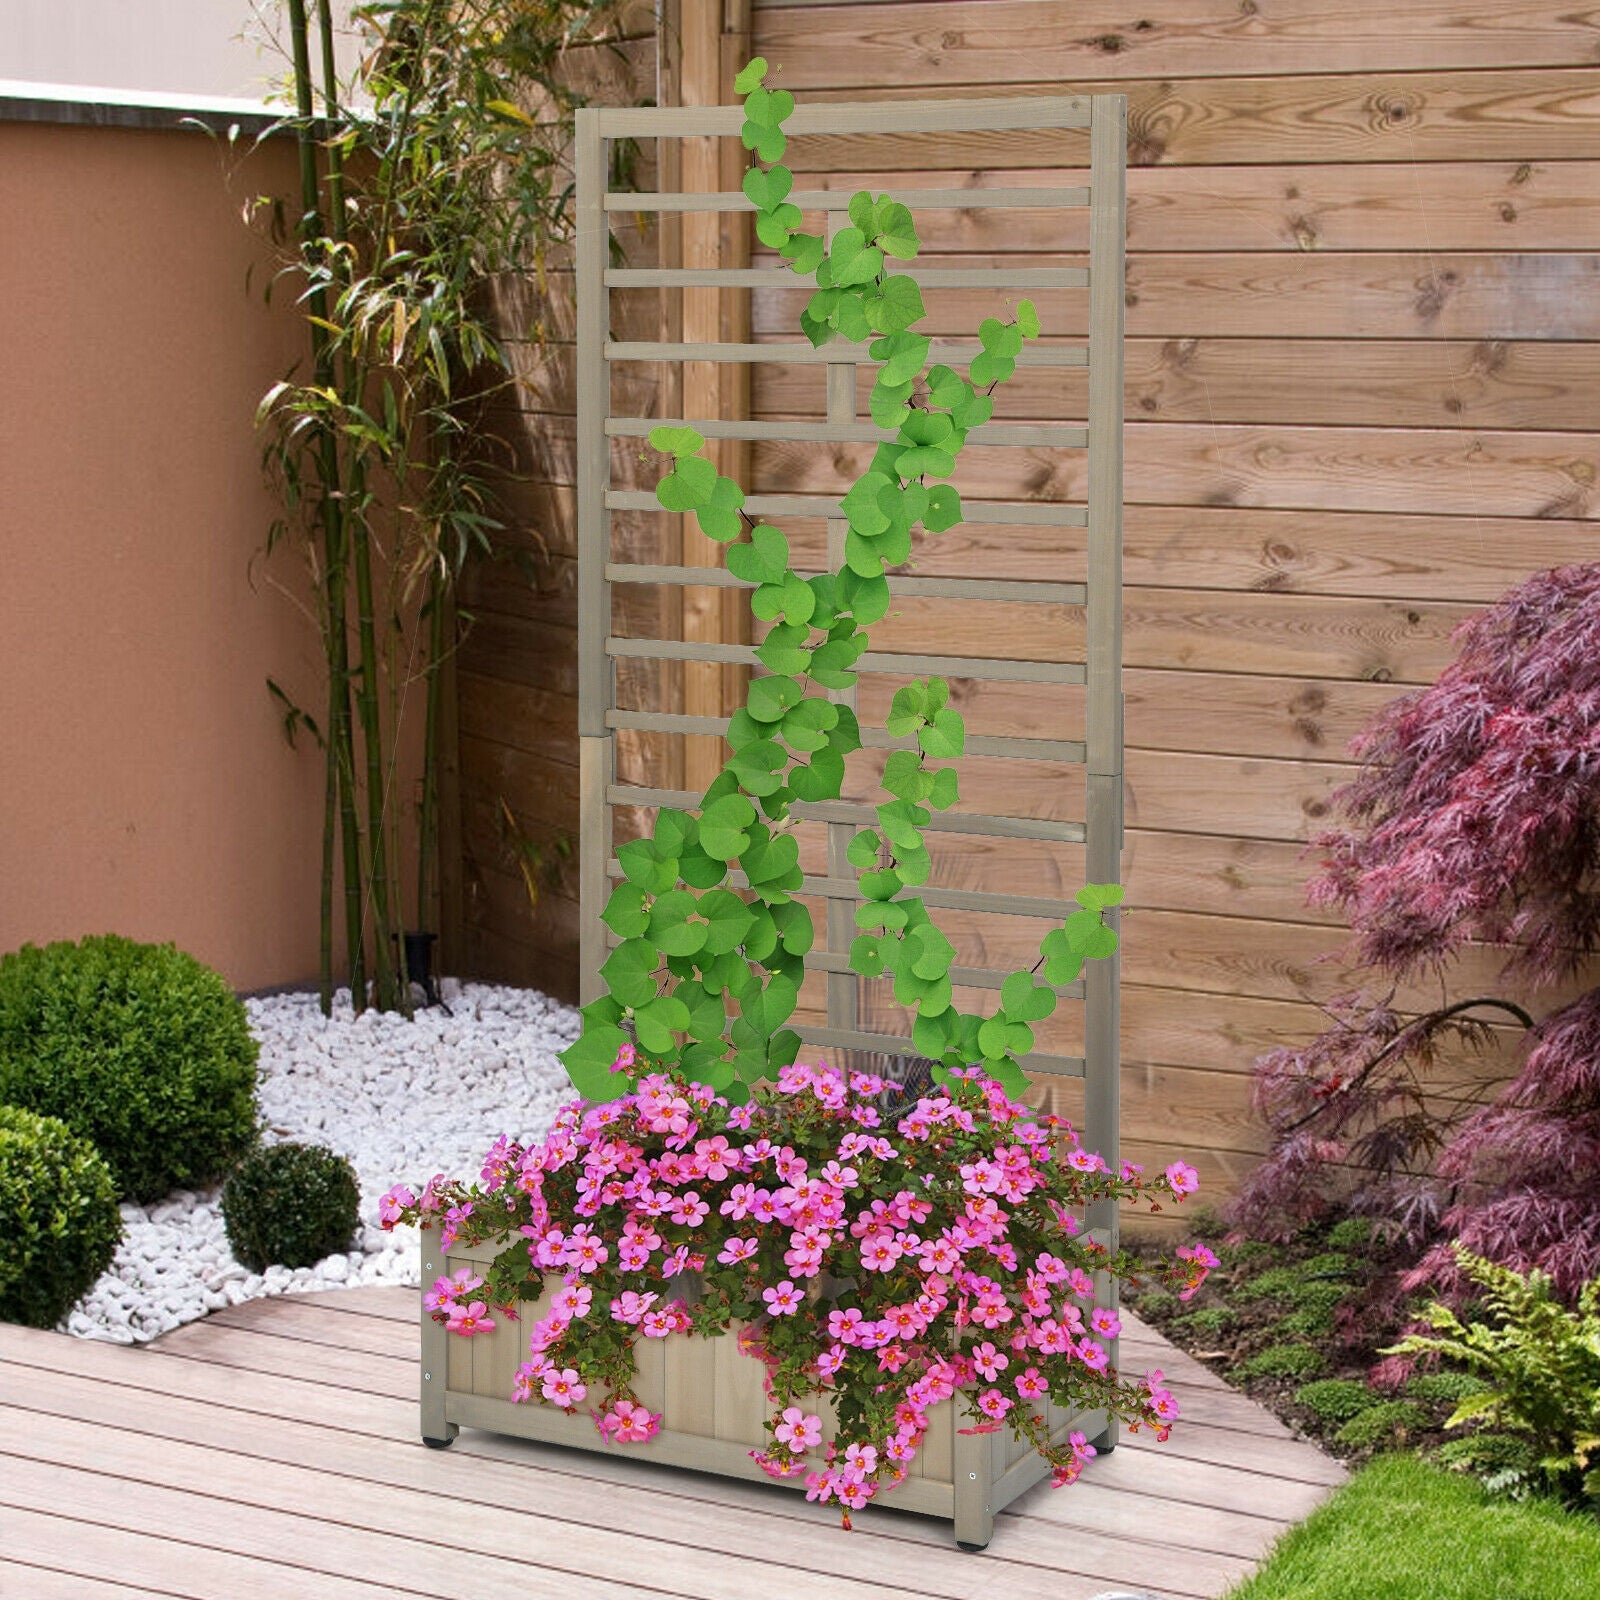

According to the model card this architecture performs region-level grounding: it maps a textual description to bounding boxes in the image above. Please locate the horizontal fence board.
[751,423,1600,520]
[754,3,1600,84]
[743,337,1600,431]
[749,70,1600,168]
[748,250,1600,342]
[604,185,1091,213]
[773,160,1600,254]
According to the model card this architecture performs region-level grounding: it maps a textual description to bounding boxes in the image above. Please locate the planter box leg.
[419,1232,458,1449]
[952,1413,996,1550]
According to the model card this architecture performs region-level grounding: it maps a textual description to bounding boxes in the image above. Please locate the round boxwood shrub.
[0,1105,122,1328]
[0,935,258,1202]
[222,1142,360,1272]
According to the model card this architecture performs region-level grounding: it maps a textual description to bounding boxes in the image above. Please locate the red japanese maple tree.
[1233,563,1600,1300]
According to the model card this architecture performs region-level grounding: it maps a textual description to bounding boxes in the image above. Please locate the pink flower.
[1165,1160,1200,1197]
[598,1397,660,1442]
[609,1290,658,1325]
[971,1341,1009,1380]
[762,1280,803,1316]
[1076,1339,1109,1373]
[1090,1307,1122,1339]
[378,1183,414,1228]
[1015,1365,1048,1400]
[552,1283,593,1322]
[976,1388,1012,1421]
[541,1367,586,1407]
[445,1300,494,1336]
[717,1236,759,1265]
[774,1406,823,1451]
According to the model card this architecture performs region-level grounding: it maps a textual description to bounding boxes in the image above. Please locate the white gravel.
[63,981,579,1343]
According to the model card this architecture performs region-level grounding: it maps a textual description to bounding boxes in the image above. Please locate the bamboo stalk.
[287,0,365,1013]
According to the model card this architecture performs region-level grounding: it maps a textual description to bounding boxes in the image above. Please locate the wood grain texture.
[750,69,1600,168]
[776,160,1600,254]
[754,2,1600,84]
[752,422,1600,519]
[748,337,1600,431]
[748,250,1600,341]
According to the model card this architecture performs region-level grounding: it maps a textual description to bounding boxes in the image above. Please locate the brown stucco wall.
[0,119,330,990]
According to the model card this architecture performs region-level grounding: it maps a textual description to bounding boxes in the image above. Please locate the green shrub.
[222,1142,360,1271]
[1241,1342,1324,1380]
[1408,1370,1492,1406]
[1326,1216,1374,1250]
[1187,1206,1230,1241]
[1335,1400,1428,1450]
[1434,1431,1539,1484]
[0,1105,122,1328]
[1385,1246,1600,1511]
[1294,1379,1375,1424]
[1174,1306,1236,1340]
[0,935,258,1201]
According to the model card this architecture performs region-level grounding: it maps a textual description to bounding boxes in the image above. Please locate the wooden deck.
[0,1291,1342,1599]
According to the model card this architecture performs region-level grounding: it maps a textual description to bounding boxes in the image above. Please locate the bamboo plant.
[256,0,622,1012]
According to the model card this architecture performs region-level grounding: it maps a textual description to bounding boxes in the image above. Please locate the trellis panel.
[574,90,1124,1188]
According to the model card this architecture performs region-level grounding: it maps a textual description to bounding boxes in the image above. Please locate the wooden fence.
[450,0,1600,1208]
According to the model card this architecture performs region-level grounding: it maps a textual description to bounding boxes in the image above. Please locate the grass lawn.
[1226,1454,1600,1600]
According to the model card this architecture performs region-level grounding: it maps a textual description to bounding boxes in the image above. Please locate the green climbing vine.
[560,58,1119,1104]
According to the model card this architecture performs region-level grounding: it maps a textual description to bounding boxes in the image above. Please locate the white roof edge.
[0,77,287,118]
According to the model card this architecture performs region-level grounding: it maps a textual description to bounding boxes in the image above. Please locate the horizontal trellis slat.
[607,265,1087,288]
[604,636,1088,684]
[590,96,1093,137]
[605,339,1089,366]
[603,185,1091,212]
[604,489,1090,526]
[604,709,1086,764]
[604,563,1088,605]
[605,783,1087,844]
[605,416,1087,448]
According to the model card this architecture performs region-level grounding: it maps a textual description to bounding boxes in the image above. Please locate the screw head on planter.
[221,1141,361,1273]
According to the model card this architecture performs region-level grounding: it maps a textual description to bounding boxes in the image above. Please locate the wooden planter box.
[420,1231,1108,1548]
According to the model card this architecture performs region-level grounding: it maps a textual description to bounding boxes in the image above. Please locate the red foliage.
[1234,564,1600,1303]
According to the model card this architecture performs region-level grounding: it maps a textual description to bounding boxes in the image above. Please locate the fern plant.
[1385,1245,1600,1510]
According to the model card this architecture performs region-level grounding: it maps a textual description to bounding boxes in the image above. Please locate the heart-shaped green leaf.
[869,376,913,430]
[865,274,924,333]
[601,937,659,1008]
[1017,298,1041,339]
[648,889,709,957]
[656,453,717,512]
[873,201,918,260]
[697,888,757,955]
[808,633,865,689]
[754,623,812,676]
[744,86,795,129]
[617,837,677,893]
[1001,970,1057,1023]
[634,993,690,1054]
[925,484,962,532]
[748,673,804,723]
[917,706,965,759]
[741,119,785,162]
[1039,927,1086,985]
[742,163,793,211]
[927,767,959,810]
[755,208,801,249]
[695,475,745,542]
[649,424,705,457]
[1077,883,1126,910]
[727,738,787,796]
[601,882,649,939]
[734,57,768,93]
[780,696,836,752]
[560,1024,631,1099]
[741,829,801,890]
[849,933,884,977]
[726,522,789,585]
[885,681,926,736]
[782,230,827,277]
[869,331,931,388]
[827,226,883,288]
[846,572,890,625]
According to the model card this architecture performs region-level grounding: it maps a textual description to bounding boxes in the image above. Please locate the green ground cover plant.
[0,1105,122,1329]
[0,935,257,1201]
[1225,1454,1600,1600]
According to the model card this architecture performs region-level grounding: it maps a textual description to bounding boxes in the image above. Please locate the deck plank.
[0,1289,1340,1598]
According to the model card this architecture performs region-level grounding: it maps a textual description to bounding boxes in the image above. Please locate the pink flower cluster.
[385,1056,1211,1524]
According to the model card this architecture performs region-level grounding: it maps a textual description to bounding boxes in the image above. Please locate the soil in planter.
[1122,1211,1491,1468]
